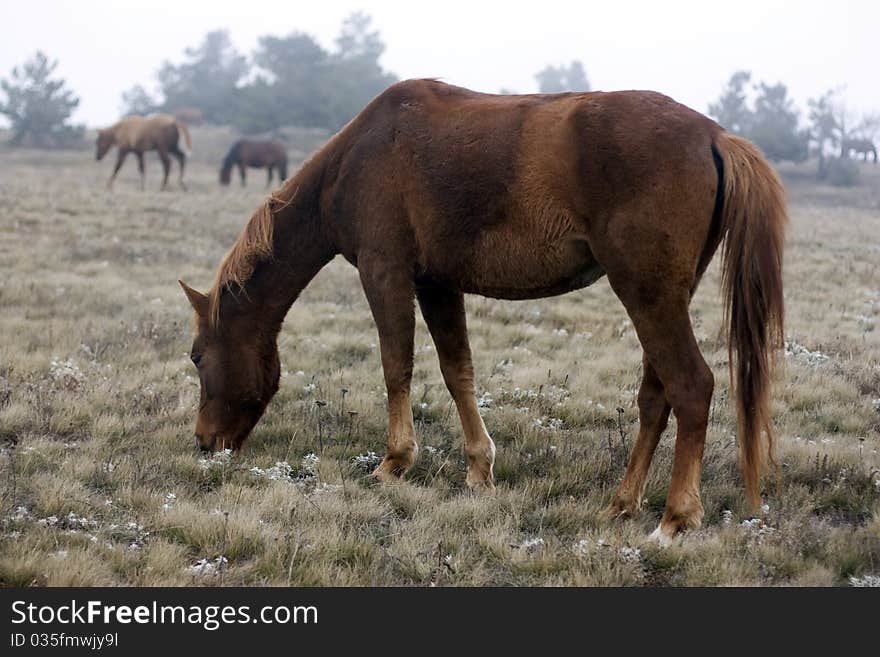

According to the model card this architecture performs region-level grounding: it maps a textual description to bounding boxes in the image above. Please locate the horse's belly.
[430,234,605,300]
[460,261,605,300]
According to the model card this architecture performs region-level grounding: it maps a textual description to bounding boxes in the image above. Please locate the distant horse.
[220,139,288,187]
[179,80,786,541]
[96,114,192,190]
[173,106,204,126]
[841,137,878,163]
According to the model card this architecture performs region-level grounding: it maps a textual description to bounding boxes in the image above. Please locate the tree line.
[122,12,397,134]
[1,13,875,187]
[708,70,878,184]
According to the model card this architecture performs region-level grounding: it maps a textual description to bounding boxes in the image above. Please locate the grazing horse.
[220,139,289,187]
[179,80,786,541]
[96,114,192,190]
[841,137,878,163]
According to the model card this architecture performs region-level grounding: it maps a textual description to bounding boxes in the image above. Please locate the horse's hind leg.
[602,355,670,518]
[610,279,713,541]
[417,286,495,492]
[171,147,187,191]
[158,148,171,191]
[359,257,418,482]
[135,151,145,191]
[266,166,273,187]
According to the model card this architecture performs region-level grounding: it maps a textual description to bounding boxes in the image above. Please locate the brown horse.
[179,80,786,541]
[841,137,878,163]
[96,114,192,190]
[220,139,289,187]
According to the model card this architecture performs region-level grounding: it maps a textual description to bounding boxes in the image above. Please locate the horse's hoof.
[649,524,674,547]
[600,494,640,521]
[465,472,495,494]
[370,455,412,483]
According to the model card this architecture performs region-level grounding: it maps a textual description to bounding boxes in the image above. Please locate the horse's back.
[114,114,179,150]
[329,80,722,297]
[236,139,286,166]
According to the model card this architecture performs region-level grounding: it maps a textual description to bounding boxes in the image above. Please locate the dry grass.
[0,137,878,586]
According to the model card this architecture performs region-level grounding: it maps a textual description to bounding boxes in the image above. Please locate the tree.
[807,90,841,178]
[0,51,83,147]
[239,12,397,132]
[244,31,331,131]
[709,72,808,164]
[535,60,591,93]
[707,70,752,135]
[324,11,398,129]
[120,84,160,116]
[157,30,248,124]
[748,82,808,163]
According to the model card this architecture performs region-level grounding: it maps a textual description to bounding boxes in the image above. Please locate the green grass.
[0,142,878,586]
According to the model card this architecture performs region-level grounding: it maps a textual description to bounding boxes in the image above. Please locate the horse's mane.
[208,180,297,328]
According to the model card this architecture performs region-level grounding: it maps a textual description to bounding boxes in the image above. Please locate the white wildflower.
[618,546,641,563]
[199,448,232,471]
[301,453,319,476]
[352,451,382,470]
[849,575,880,587]
[39,515,59,527]
[740,518,776,539]
[312,482,341,496]
[518,537,545,551]
[161,492,177,512]
[784,341,830,366]
[187,556,228,577]
[49,358,84,388]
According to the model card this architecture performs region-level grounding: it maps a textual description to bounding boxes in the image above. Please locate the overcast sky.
[2,0,877,127]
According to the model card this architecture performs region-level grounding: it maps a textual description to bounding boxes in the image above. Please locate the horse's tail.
[176,120,192,154]
[713,131,787,510]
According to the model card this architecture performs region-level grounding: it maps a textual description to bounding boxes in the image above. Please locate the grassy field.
[0,133,878,586]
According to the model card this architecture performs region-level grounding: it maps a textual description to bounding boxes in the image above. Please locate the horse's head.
[179,280,280,452]
[219,165,232,185]
[95,129,115,161]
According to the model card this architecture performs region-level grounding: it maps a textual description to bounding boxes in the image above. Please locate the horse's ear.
[179,280,209,316]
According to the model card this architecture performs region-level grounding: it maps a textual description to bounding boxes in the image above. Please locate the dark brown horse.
[96,114,191,190]
[220,139,288,187]
[180,80,786,541]
[841,137,878,163]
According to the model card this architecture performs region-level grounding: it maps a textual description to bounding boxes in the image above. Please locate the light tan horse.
[180,80,786,541]
[96,114,192,190]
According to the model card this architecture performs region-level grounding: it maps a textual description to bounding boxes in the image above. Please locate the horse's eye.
[191,353,202,366]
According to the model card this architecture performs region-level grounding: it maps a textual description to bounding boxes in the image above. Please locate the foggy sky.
[1,0,877,128]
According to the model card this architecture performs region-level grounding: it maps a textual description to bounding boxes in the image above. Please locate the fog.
[1,0,877,127]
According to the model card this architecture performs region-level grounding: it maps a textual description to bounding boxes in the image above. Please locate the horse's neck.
[244,162,337,323]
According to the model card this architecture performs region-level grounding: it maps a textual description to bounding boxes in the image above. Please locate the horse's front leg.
[417,286,495,492]
[359,258,418,482]
[107,148,128,190]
